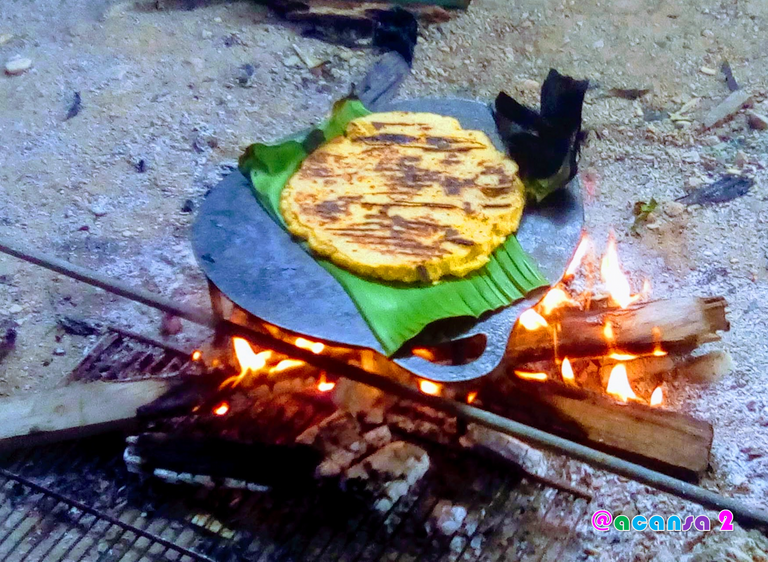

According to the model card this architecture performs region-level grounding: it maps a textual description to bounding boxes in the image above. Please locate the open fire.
[511,231,669,406]
[201,230,731,420]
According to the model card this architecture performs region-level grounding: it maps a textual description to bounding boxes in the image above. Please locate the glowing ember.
[650,386,664,406]
[213,402,229,416]
[565,234,591,278]
[466,391,478,404]
[222,338,272,388]
[317,376,336,392]
[519,309,549,330]
[561,357,575,383]
[191,350,202,361]
[269,359,305,374]
[606,364,638,402]
[419,380,441,395]
[296,337,325,354]
[540,287,578,315]
[515,370,548,382]
[600,234,638,309]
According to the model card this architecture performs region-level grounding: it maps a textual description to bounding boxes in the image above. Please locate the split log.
[0,380,172,452]
[506,296,729,365]
[481,378,713,481]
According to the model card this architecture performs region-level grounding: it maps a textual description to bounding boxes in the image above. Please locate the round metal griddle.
[192,98,584,382]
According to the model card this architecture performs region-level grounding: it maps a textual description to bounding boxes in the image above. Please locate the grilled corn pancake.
[280,111,525,283]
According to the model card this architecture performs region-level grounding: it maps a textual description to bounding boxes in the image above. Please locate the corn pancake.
[280,111,525,283]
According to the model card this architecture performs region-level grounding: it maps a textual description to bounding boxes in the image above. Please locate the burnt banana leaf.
[495,69,589,202]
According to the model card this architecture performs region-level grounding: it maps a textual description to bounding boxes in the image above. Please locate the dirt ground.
[2,0,768,559]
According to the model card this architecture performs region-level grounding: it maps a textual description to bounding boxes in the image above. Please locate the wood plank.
[506,296,729,364]
[481,378,713,481]
[0,380,172,452]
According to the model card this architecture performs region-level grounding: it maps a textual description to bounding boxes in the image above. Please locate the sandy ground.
[2,0,768,559]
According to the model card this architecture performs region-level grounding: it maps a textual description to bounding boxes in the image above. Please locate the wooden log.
[506,296,729,365]
[481,378,713,481]
[274,0,454,25]
[0,380,172,452]
[127,433,321,487]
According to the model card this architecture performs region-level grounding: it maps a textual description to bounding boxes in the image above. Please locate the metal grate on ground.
[0,328,591,562]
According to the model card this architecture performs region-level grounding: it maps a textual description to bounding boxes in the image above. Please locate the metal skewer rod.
[1,237,767,529]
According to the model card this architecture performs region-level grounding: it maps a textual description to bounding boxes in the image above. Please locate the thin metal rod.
[2,238,767,529]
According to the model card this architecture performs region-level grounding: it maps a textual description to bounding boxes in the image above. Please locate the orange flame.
[419,380,442,395]
[191,350,202,361]
[269,359,305,374]
[650,386,663,406]
[296,337,325,354]
[565,234,591,278]
[317,374,335,392]
[411,347,437,362]
[606,363,637,402]
[213,402,229,416]
[640,279,652,300]
[609,352,638,361]
[561,357,575,384]
[515,370,548,382]
[603,321,615,341]
[540,287,579,315]
[519,309,549,330]
[466,391,478,404]
[651,327,667,356]
[221,338,272,388]
[600,234,639,309]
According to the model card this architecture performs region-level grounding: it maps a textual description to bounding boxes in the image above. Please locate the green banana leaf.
[239,98,548,355]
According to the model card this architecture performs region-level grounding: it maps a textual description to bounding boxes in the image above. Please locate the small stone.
[160,313,183,336]
[735,150,748,168]
[282,55,301,67]
[747,110,768,131]
[8,304,22,314]
[89,203,108,217]
[0,34,13,45]
[664,201,685,217]
[701,134,721,146]
[687,176,705,191]
[593,39,604,49]
[185,57,205,73]
[236,63,256,87]
[180,199,194,213]
[4,57,32,76]
[701,29,714,38]
[699,66,717,76]
[53,347,66,356]
[201,29,213,39]
[521,79,540,92]
[213,16,222,23]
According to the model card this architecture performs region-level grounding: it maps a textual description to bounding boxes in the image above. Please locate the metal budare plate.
[192,98,584,382]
